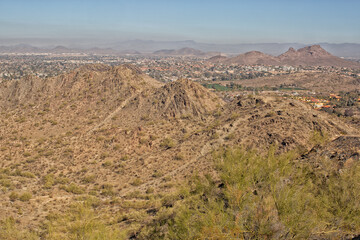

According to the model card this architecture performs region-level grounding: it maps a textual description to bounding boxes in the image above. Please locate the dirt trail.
[86,93,139,135]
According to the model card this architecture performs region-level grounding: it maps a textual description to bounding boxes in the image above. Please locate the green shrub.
[310,130,329,145]
[19,192,32,202]
[43,202,126,239]
[23,152,31,157]
[102,160,112,167]
[43,174,55,189]
[0,217,38,240]
[82,174,96,183]
[174,153,184,161]
[63,183,85,195]
[20,171,36,178]
[131,178,143,186]
[9,192,19,201]
[160,138,176,149]
[140,147,360,239]
[101,184,115,196]
[0,179,13,189]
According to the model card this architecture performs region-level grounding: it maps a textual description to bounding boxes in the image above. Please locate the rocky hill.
[278,45,359,67]
[0,64,359,239]
[209,45,360,68]
[224,51,280,65]
[207,54,228,63]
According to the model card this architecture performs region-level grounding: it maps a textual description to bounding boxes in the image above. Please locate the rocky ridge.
[209,45,360,68]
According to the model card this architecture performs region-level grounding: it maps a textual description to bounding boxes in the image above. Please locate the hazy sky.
[0,0,359,44]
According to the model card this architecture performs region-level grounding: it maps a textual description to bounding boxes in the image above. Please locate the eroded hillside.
[0,64,359,239]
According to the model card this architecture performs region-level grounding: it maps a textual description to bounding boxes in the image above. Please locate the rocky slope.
[0,64,358,238]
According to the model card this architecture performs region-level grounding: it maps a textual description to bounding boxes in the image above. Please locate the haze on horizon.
[0,0,359,46]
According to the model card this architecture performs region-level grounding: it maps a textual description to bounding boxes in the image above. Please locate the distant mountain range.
[0,44,139,55]
[152,47,220,57]
[108,40,360,58]
[0,39,360,58]
[208,45,360,68]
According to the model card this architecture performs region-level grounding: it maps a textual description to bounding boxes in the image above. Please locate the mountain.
[1,41,360,58]
[211,45,360,68]
[119,49,141,55]
[223,51,280,65]
[0,45,122,55]
[109,40,306,55]
[153,47,206,56]
[277,45,359,67]
[0,64,359,238]
[107,40,360,57]
[0,44,42,53]
[51,45,73,53]
[207,54,228,63]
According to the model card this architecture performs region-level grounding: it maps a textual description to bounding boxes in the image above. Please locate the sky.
[0,0,359,44]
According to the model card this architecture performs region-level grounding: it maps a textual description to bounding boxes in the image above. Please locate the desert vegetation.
[1,145,358,239]
[139,146,360,239]
[0,64,359,239]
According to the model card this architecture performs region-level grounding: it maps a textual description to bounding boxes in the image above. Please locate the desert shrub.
[139,138,148,145]
[152,170,164,178]
[265,111,276,117]
[159,138,176,149]
[23,152,31,157]
[9,192,19,201]
[174,153,184,161]
[55,176,70,185]
[131,178,143,186]
[113,144,121,150]
[140,147,360,239]
[310,130,329,145]
[211,132,219,139]
[141,115,150,121]
[0,217,38,240]
[19,192,32,202]
[0,179,13,189]
[146,187,154,194]
[212,109,222,117]
[20,171,36,178]
[102,160,112,167]
[120,155,129,161]
[63,183,85,195]
[100,152,109,160]
[101,184,115,196]
[224,132,235,140]
[229,112,240,120]
[82,174,96,183]
[42,201,126,239]
[180,113,192,119]
[43,174,55,189]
